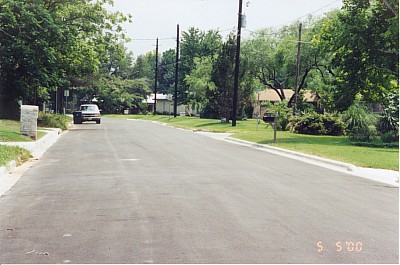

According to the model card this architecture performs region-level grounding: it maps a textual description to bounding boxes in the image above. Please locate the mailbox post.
[262,112,278,143]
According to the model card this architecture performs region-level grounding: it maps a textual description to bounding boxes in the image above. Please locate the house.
[253,88,321,117]
[144,93,191,115]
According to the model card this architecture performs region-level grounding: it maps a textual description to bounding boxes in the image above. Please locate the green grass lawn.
[106,114,399,170]
[0,120,46,142]
[0,119,43,168]
[0,145,31,167]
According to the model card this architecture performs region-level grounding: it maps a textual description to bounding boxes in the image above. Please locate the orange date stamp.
[317,241,363,253]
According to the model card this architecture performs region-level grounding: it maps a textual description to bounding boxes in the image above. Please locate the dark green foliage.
[376,91,399,136]
[38,112,72,130]
[322,114,346,136]
[380,132,399,143]
[348,125,377,142]
[350,141,398,148]
[244,105,254,119]
[200,103,220,119]
[288,112,345,136]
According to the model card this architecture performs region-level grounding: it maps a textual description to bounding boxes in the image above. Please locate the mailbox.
[262,112,276,123]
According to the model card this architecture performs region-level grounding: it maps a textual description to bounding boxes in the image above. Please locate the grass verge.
[106,114,399,170]
[0,145,31,167]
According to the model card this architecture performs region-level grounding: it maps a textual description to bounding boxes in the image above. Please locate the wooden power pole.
[154,38,159,115]
[232,0,243,127]
[294,22,302,115]
[174,24,180,118]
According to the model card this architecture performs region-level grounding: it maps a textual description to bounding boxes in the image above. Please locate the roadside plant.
[376,91,399,137]
[341,97,378,141]
[287,112,344,135]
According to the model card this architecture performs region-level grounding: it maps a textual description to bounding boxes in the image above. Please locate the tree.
[205,33,251,121]
[158,49,176,94]
[242,16,334,111]
[185,56,216,113]
[131,51,156,88]
[318,0,398,110]
[179,28,222,104]
[0,0,131,118]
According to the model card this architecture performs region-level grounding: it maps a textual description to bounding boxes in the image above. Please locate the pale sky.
[107,0,343,56]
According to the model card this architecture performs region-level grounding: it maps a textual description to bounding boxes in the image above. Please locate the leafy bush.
[341,100,377,132]
[322,114,346,136]
[341,99,378,142]
[381,132,399,143]
[200,103,220,119]
[288,112,345,136]
[376,92,399,136]
[38,112,72,130]
[348,125,377,142]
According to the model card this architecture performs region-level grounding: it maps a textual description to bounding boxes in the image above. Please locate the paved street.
[0,118,398,263]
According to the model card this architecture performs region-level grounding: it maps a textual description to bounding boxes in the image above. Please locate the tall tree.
[318,0,398,110]
[205,33,251,121]
[179,27,222,104]
[242,16,333,109]
[0,0,131,118]
[158,49,176,94]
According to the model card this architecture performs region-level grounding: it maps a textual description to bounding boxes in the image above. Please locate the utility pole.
[294,22,302,115]
[232,0,243,127]
[174,24,180,118]
[154,37,159,115]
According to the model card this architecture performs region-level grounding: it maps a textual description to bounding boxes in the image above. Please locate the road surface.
[0,118,398,263]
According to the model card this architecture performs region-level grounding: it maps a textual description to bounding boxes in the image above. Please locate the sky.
[107,0,343,57]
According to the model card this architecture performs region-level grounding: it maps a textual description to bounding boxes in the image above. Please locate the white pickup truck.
[79,104,101,124]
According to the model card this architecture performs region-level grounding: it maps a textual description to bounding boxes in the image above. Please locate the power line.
[273,0,341,28]
[131,37,175,41]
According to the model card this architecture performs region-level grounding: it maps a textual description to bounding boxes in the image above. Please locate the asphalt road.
[0,118,398,263]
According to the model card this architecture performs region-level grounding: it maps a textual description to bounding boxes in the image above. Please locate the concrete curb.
[130,119,400,187]
[225,136,399,187]
[226,137,358,171]
[0,128,61,159]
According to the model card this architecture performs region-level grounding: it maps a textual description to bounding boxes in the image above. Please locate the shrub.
[38,112,71,130]
[200,103,220,119]
[376,92,399,137]
[288,112,344,136]
[348,125,377,142]
[381,132,399,143]
[322,114,345,136]
[341,100,377,133]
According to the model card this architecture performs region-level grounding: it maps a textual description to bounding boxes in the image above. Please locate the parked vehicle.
[78,104,101,124]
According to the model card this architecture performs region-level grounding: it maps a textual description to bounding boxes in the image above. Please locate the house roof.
[256,89,319,102]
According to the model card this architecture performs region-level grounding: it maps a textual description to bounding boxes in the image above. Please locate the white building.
[144,94,191,115]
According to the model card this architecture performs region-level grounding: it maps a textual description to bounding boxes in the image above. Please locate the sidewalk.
[0,128,62,197]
